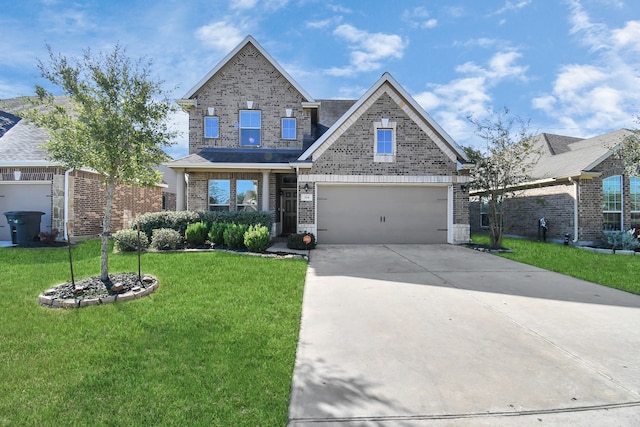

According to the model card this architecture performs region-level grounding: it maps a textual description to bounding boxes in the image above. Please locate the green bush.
[134,211,200,239]
[113,229,149,252]
[287,233,316,250]
[150,228,183,251]
[197,210,274,231]
[244,224,271,252]
[185,222,209,246]
[603,230,640,251]
[223,224,249,250]
[208,222,228,246]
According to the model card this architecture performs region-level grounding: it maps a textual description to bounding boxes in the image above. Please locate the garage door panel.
[0,184,52,241]
[317,185,447,244]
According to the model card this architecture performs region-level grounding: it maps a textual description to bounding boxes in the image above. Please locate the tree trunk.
[101,180,115,282]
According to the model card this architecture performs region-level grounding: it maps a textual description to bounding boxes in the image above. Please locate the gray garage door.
[317,185,448,244]
[0,184,52,241]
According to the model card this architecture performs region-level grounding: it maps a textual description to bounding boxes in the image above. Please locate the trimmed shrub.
[185,222,209,246]
[223,224,249,250]
[151,228,183,251]
[287,233,316,250]
[244,224,271,253]
[208,222,228,246]
[134,211,200,239]
[603,230,640,251]
[197,210,274,231]
[113,229,149,252]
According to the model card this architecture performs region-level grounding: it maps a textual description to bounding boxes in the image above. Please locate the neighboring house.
[0,97,165,242]
[169,35,472,244]
[469,129,637,245]
[156,163,179,211]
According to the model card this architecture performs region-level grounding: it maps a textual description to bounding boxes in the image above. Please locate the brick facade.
[1,167,161,240]
[67,170,162,238]
[188,44,311,154]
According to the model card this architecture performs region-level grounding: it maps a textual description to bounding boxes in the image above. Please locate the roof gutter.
[166,162,295,171]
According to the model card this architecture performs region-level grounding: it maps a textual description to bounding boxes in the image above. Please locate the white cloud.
[402,7,438,29]
[531,1,639,134]
[230,0,258,10]
[492,0,532,15]
[326,24,407,76]
[306,16,342,29]
[413,50,528,145]
[195,21,246,52]
[612,20,640,52]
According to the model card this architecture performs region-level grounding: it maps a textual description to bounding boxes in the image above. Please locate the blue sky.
[1,0,639,159]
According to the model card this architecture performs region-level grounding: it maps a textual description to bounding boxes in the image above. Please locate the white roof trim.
[182,35,315,102]
[298,72,469,163]
[0,160,59,167]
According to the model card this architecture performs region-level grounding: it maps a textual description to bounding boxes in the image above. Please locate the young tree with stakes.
[28,45,176,283]
[467,107,539,249]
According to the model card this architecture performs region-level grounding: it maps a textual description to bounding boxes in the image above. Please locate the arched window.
[603,175,622,230]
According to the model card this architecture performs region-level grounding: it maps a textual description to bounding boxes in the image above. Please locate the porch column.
[261,170,270,211]
[176,170,185,211]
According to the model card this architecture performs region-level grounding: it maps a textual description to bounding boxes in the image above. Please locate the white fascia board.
[291,162,313,169]
[182,35,315,102]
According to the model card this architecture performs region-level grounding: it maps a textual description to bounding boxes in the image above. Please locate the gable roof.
[182,35,314,102]
[529,129,634,180]
[298,72,469,163]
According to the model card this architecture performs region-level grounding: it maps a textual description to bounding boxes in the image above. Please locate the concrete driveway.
[288,245,640,426]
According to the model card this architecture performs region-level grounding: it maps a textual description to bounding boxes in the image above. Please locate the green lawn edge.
[471,234,640,295]
[0,239,308,426]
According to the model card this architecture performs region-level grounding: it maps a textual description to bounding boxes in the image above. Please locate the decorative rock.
[142,275,155,284]
[99,295,117,304]
[39,295,53,306]
[118,291,135,301]
[110,282,124,293]
[79,298,99,307]
[61,299,79,308]
[132,286,142,293]
[73,286,84,295]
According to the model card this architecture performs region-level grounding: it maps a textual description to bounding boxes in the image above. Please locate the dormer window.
[240,110,261,146]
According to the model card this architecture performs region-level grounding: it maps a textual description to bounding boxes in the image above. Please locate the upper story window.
[282,118,296,140]
[603,175,622,231]
[204,116,219,139]
[374,120,396,162]
[209,179,230,211]
[239,110,261,146]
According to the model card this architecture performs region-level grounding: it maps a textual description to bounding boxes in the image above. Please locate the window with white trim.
[603,175,622,231]
[239,110,261,146]
[237,180,258,211]
[630,177,640,230]
[204,116,219,139]
[373,120,396,162]
[282,118,296,140]
[209,179,230,211]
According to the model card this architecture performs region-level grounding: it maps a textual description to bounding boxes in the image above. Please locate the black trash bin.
[4,211,45,245]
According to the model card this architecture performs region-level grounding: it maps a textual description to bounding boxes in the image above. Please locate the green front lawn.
[0,240,307,426]
[472,234,640,295]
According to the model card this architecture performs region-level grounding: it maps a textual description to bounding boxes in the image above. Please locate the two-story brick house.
[169,35,472,244]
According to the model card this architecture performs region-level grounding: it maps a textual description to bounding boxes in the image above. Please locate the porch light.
[381,117,389,127]
[13,170,21,181]
[247,100,254,109]
[285,108,292,117]
[207,106,215,116]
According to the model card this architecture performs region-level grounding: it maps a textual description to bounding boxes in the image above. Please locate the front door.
[282,188,297,235]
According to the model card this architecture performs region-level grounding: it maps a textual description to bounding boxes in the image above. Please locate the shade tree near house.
[467,107,539,248]
[27,44,176,282]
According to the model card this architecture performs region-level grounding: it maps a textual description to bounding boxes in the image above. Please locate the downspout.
[64,169,71,241]
[573,180,579,243]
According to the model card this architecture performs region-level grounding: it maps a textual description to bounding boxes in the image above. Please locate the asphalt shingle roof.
[529,129,635,180]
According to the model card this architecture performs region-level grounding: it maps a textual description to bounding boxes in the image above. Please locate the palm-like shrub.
[185,222,208,246]
[244,224,271,252]
[223,224,249,249]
